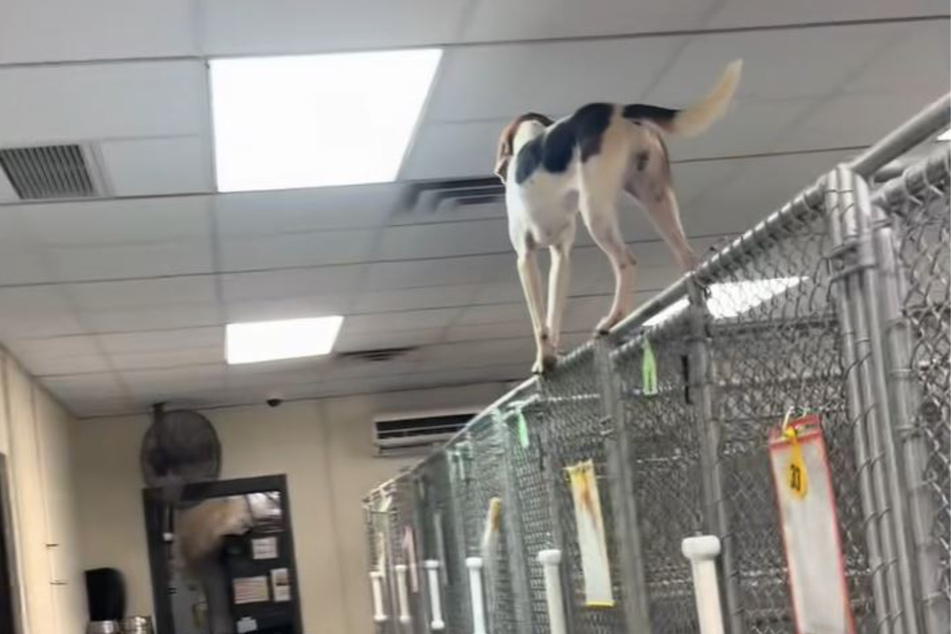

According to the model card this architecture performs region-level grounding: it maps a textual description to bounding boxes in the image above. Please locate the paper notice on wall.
[252,536,278,560]
[769,415,854,634]
[566,460,614,607]
[270,567,291,602]
[236,617,258,633]
[402,526,419,593]
[233,576,269,604]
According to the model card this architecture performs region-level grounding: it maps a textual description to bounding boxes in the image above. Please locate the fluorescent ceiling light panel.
[210,49,442,192]
[644,277,805,327]
[938,128,951,142]
[226,316,344,364]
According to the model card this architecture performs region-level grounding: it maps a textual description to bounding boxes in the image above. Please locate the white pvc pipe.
[424,560,445,630]
[682,535,725,634]
[465,557,487,634]
[538,549,566,634]
[394,564,411,624]
[369,571,387,623]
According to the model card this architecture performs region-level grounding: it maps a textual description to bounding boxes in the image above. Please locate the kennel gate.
[363,94,951,634]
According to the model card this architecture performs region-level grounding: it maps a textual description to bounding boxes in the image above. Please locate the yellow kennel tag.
[784,426,808,500]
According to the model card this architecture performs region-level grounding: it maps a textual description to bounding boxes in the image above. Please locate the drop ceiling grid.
[0,7,945,416]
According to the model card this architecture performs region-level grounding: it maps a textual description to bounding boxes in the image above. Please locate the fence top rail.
[362,94,951,496]
[872,146,951,211]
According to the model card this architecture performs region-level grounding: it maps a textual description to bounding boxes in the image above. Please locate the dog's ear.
[494,121,516,181]
[495,113,554,182]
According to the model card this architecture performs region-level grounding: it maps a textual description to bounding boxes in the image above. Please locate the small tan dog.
[495,60,742,373]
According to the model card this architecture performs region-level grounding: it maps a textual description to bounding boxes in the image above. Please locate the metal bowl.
[120,616,154,634]
[87,621,120,634]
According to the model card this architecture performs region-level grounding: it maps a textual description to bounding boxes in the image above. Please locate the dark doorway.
[0,455,19,634]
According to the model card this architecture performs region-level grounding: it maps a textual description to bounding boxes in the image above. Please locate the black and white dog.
[495,60,742,373]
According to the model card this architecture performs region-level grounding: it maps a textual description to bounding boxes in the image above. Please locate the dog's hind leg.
[516,247,556,373]
[579,132,637,335]
[628,160,697,272]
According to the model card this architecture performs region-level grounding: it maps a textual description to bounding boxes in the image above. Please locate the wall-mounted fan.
[140,403,221,504]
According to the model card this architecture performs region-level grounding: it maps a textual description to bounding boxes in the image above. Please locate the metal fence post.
[593,337,652,632]
[857,170,949,634]
[686,281,744,634]
[496,410,535,634]
[827,166,906,633]
[842,165,922,634]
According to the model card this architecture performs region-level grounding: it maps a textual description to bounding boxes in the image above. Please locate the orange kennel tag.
[768,415,854,634]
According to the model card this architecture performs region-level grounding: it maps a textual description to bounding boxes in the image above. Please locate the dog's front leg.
[516,250,556,374]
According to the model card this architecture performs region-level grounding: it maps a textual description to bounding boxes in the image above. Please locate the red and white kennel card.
[769,415,854,634]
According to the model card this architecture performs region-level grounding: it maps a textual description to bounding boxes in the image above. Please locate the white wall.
[0,349,87,634]
[71,382,509,634]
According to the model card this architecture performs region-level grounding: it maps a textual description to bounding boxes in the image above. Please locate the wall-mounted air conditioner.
[372,409,476,457]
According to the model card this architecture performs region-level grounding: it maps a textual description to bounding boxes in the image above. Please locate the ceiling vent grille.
[373,410,474,455]
[400,177,504,214]
[0,145,97,200]
[337,347,417,363]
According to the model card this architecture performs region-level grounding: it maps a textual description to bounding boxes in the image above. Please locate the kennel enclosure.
[363,95,951,634]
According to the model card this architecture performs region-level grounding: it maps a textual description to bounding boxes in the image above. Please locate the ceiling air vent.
[400,177,504,214]
[0,145,97,200]
[337,347,417,363]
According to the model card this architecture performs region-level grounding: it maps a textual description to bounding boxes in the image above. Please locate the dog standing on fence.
[495,60,742,374]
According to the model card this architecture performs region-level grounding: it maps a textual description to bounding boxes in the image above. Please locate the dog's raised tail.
[624,59,742,137]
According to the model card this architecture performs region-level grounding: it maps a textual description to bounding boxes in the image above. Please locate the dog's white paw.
[531,352,558,375]
[594,313,621,336]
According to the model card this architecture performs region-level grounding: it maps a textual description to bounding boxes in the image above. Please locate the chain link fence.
[362,97,950,634]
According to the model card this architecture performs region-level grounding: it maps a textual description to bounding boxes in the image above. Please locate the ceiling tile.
[707,0,948,29]
[400,120,503,179]
[463,0,715,41]
[108,346,223,371]
[47,240,213,281]
[375,220,508,260]
[774,91,949,154]
[0,0,195,63]
[0,169,17,203]
[100,136,213,196]
[443,320,530,343]
[202,0,469,55]
[220,265,365,302]
[98,327,223,355]
[17,196,211,246]
[0,61,207,145]
[426,36,684,121]
[842,21,950,96]
[41,372,127,402]
[22,353,113,377]
[65,277,217,311]
[362,253,510,290]
[0,287,83,338]
[341,307,460,334]
[225,293,351,323]
[0,245,58,285]
[454,303,528,326]
[352,285,479,313]
[214,185,396,236]
[646,23,906,104]
[218,230,377,270]
[80,303,222,333]
[334,326,445,352]
[686,149,858,236]
[121,365,227,400]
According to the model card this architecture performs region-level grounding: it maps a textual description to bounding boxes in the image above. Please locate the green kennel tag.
[642,340,658,396]
[517,409,530,449]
